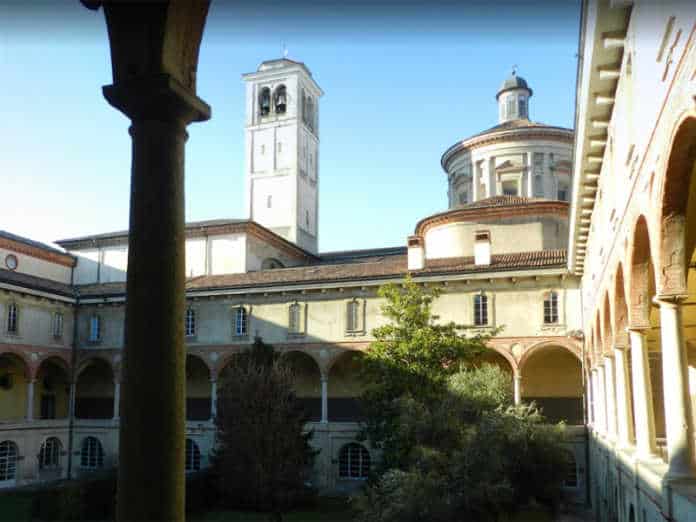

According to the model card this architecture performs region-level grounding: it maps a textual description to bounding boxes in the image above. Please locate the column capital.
[652,294,689,307]
[626,325,650,334]
[103,74,210,125]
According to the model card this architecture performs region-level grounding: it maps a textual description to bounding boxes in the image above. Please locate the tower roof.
[257,58,313,76]
[496,71,532,99]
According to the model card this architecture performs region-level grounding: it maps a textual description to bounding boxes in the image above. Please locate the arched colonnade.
[585,114,696,478]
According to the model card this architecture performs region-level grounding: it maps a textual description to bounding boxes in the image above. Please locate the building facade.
[1,60,586,500]
[569,0,696,520]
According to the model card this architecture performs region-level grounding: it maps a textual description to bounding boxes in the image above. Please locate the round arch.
[601,292,613,355]
[186,354,211,421]
[482,345,517,373]
[280,350,321,422]
[75,358,115,420]
[657,113,696,296]
[34,356,71,420]
[327,350,365,422]
[627,215,657,328]
[611,263,630,347]
[519,342,583,425]
[0,352,31,421]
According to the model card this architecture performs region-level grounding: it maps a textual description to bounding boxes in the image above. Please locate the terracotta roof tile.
[0,269,75,297]
[76,249,567,297]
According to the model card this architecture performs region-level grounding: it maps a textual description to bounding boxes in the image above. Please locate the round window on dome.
[5,254,18,271]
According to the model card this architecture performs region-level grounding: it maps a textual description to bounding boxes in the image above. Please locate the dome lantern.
[496,68,532,124]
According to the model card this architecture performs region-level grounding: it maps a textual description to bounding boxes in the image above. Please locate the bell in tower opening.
[274,85,287,114]
[259,87,271,116]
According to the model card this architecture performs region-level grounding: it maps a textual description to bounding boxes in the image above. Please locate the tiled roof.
[466,119,573,141]
[76,249,567,297]
[461,195,551,209]
[317,246,407,264]
[0,268,75,298]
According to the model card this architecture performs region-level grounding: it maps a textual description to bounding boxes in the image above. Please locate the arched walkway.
[186,354,211,421]
[0,353,30,422]
[34,357,70,420]
[520,344,583,424]
[281,350,321,422]
[327,350,365,422]
[75,358,115,420]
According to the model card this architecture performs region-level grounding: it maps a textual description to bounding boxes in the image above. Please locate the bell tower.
[243,58,323,254]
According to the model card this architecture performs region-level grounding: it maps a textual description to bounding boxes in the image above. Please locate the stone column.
[654,296,696,478]
[321,373,328,424]
[210,378,217,421]
[628,327,657,458]
[103,78,210,521]
[113,381,120,421]
[68,380,77,419]
[613,345,635,447]
[513,369,522,405]
[586,369,594,426]
[595,366,607,435]
[603,356,617,439]
[26,379,35,421]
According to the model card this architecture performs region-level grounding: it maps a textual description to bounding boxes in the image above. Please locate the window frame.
[288,302,304,336]
[233,306,249,338]
[0,440,18,483]
[543,291,560,325]
[473,293,489,326]
[39,437,62,470]
[185,438,201,473]
[6,302,18,335]
[338,442,370,480]
[80,436,104,470]
[88,314,102,344]
[52,311,64,340]
[185,307,197,338]
[345,299,364,335]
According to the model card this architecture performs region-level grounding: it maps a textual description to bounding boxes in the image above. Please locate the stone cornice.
[414,201,569,236]
[441,126,574,171]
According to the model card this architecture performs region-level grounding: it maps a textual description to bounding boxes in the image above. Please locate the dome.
[496,72,532,99]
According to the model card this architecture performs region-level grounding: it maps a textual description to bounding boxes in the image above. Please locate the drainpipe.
[67,292,79,480]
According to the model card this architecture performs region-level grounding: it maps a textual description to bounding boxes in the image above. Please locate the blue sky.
[1,1,580,253]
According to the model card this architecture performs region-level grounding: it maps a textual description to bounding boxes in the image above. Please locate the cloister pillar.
[603,355,617,439]
[628,327,657,458]
[210,378,217,421]
[595,366,607,435]
[320,373,328,424]
[113,380,120,421]
[26,379,35,421]
[586,369,594,426]
[613,345,635,447]
[83,3,212,519]
[654,296,696,478]
[513,369,522,405]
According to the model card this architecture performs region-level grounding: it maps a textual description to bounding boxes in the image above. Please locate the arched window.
[543,291,559,324]
[7,303,18,334]
[39,437,61,470]
[274,85,287,114]
[185,307,196,337]
[289,303,301,334]
[80,437,104,470]
[185,438,201,472]
[338,443,370,479]
[234,307,248,337]
[0,441,18,482]
[518,96,527,118]
[563,451,578,488]
[474,294,488,326]
[259,87,271,116]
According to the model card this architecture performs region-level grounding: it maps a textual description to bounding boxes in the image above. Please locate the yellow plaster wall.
[0,356,27,420]
[522,348,582,397]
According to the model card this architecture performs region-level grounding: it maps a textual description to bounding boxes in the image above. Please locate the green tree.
[211,338,316,522]
[359,275,489,467]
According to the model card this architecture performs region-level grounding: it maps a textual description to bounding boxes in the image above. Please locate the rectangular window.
[7,304,18,334]
[289,304,301,334]
[557,187,568,201]
[502,181,518,196]
[346,301,360,332]
[53,312,64,339]
[474,294,488,326]
[185,308,196,337]
[544,292,559,324]
[234,307,248,336]
[88,315,101,342]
